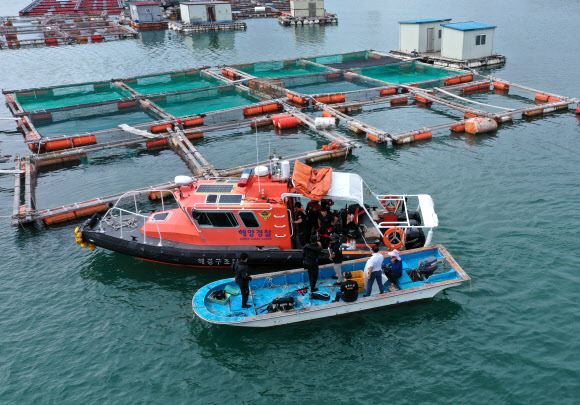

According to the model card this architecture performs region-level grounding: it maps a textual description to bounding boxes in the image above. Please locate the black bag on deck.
[267,297,296,313]
[310,292,331,301]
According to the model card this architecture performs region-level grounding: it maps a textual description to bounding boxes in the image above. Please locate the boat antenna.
[255,121,260,194]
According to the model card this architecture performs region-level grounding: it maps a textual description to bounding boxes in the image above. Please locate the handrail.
[102,207,164,246]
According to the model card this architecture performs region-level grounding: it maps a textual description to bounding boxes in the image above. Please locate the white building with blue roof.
[398,18,452,53]
[440,21,497,60]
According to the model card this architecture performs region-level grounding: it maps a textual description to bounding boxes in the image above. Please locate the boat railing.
[191,202,274,211]
[101,206,165,247]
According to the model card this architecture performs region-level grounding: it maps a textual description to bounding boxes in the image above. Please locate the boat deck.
[195,246,466,323]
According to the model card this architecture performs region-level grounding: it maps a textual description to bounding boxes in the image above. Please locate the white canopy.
[325,172,364,204]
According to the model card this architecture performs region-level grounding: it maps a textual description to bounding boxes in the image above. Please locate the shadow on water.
[79,249,228,291]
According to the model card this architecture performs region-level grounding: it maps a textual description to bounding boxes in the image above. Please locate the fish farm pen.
[3,49,579,227]
[0,14,136,50]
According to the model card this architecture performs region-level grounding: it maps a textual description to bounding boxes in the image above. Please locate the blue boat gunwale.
[193,244,470,325]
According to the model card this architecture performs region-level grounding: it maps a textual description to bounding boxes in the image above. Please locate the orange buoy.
[43,211,77,226]
[277,117,299,129]
[150,123,173,133]
[383,227,406,250]
[380,88,397,96]
[390,98,408,106]
[522,109,544,118]
[380,195,401,212]
[91,35,103,43]
[444,77,461,86]
[450,124,466,132]
[272,114,292,126]
[547,96,561,102]
[367,133,378,143]
[460,75,474,83]
[183,117,204,128]
[535,93,549,102]
[45,139,74,151]
[315,95,331,103]
[415,95,431,104]
[493,82,509,91]
[330,94,346,103]
[464,112,479,119]
[464,118,498,134]
[576,106,580,114]
[262,103,280,113]
[322,111,334,118]
[413,131,432,141]
[146,139,170,149]
[243,106,263,116]
[117,101,137,110]
[72,135,97,147]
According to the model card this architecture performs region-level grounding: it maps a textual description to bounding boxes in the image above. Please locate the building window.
[438,30,441,39]
[239,211,260,228]
[192,210,239,228]
[145,8,151,13]
[476,34,486,46]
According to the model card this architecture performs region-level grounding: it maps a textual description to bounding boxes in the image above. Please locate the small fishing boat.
[80,160,439,268]
[192,245,469,327]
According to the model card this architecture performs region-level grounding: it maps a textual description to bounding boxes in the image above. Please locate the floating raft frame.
[3,50,578,226]
[0,14,137,50]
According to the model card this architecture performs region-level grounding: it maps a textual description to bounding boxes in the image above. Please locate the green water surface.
[356,62,458,84]
[16,88,131,111]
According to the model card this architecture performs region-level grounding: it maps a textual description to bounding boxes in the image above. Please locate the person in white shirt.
[365,245,385,296]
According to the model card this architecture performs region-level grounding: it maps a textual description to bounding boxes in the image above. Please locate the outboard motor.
[405,227,426,249]
[418,256,438,279]
[397,210,422,226]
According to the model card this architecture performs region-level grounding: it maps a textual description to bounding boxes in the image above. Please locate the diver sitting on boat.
[333,271,359,303]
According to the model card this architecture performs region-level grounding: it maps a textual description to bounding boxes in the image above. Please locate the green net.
[356,62,458,84]
[15,82,130,111]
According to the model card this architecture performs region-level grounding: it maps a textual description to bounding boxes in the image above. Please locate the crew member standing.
[306,199,322,236]
[291,202,309,247]
[233,252,252,309]
[303,235,324,292]
[365,245,385,297]
[329,233,343,284]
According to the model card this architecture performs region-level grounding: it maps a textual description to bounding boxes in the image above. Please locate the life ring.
[383,227,406,250]
[381,195,401,212]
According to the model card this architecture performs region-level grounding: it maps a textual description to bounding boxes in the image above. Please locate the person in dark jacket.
[384,249,403,286]
[291,202,309,247]
[333,271,359,303]
[303,235,324,292]
[329,233,343,284]
[233,252,252,309]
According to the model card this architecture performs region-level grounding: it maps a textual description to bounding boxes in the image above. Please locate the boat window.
[239,211,260,228]
[206,194,218,204]
[151,212,170,221]
[192,210,239,228]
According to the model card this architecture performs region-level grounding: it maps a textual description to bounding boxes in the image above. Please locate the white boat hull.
[195,281,460,327]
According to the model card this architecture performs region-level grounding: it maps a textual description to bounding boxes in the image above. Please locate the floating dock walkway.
[3,50,578,226]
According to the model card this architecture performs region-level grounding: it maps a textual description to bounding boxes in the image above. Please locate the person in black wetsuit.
[303,235,324,292]
[291,202,309,247]
[318,208,338,248]
[233,252,252,309]
[333,271,359,303]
